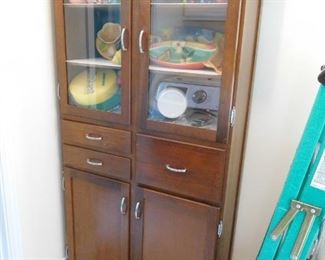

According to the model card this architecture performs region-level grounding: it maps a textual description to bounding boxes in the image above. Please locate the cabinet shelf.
[151,2,227,7]
[64,3,120,8]
[149,65,221,79]
[151,2,227,20]
[66,58,121,69]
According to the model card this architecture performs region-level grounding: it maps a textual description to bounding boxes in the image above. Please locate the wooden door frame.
[218,0,261,259]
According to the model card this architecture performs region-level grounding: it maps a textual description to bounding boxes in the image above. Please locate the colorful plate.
[150,41,217,69]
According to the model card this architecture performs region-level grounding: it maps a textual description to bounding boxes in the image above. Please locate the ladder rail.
[258,77,325,260]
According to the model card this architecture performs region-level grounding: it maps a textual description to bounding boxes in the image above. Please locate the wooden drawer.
[135,135,226,204]
[61,120,131,155]
[63,145,131,181]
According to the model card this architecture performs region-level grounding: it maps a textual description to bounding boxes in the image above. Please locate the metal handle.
[85,133,103,141]
[165,164,187,174]
[138,30,145,54]
[121,27,127,51]
[86,158,103,167]
[135,202,142,219]
[120,197,127,215]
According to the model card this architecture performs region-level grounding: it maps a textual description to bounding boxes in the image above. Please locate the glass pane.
[64,0,122,113]
[148,0,227,131]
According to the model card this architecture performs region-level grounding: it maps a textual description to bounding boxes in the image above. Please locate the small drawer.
[61,120,131,155]
[63,145,131,181]
[135,135,226,204]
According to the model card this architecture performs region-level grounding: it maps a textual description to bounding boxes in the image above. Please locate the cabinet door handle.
[165,164,187,174]
[135,202,142,219]
[120,197,127,215]
[86,158,103,167]
[85,133,103,141]
[138,30,145,54]
[121,27,127,52]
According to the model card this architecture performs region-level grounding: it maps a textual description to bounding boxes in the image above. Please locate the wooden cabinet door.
[133,0,242,143]
[132,188,220,260]
[54,0,131,125]
[64,168,129,260]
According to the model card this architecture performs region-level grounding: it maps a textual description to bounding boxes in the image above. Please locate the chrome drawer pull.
[120,197,127,215]
[85,133,103,141]
[121,27,127,51]
[86,158,103,167]
[138,30,145,54]
[165,164,187,174]
[135,202,142,220]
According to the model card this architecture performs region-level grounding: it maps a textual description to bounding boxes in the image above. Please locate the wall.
[0,1,65,259]
[232,0,325,259]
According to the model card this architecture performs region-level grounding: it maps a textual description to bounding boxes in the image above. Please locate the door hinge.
[65,245,69,260]
[230,107,236,128]
[57,83,61,100]
[217,221,223,238]
[61,175,65,191]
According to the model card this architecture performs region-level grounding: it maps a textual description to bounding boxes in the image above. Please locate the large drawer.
[61,120,131,156]
[63,145,131,181]
[135,135,226,204]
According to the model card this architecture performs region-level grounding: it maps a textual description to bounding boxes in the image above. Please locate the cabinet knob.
[85,133,103,141]
[138,30,145,54]
[165,164,187,174]
[86,158,103,167]
[135,202,142,220]
[120,197,128,215]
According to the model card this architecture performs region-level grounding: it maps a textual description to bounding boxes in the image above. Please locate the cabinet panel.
[55,0,131,124]
[132,188,220,260]
[63,144,131,181]
[136,134,226,204]
[62,120,131,155]
[133,0,241,143]
[64,168,129,260]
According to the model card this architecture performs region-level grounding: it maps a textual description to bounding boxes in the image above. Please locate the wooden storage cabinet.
[54,1,260,259]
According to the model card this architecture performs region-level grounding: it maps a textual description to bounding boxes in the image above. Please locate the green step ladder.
[257,68,325,260]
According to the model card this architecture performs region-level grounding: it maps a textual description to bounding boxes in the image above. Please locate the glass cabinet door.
[59,0,131,124]
[136,0,238,143]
